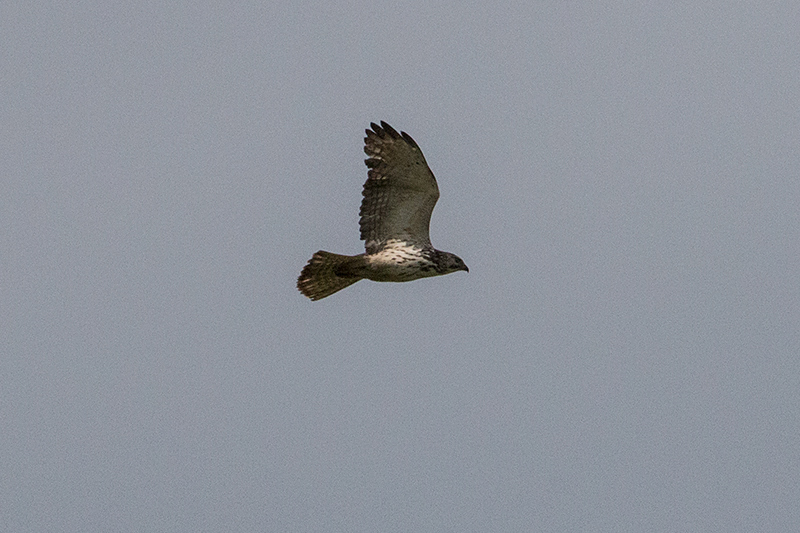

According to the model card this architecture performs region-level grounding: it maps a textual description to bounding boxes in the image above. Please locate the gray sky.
[3,2,799,532]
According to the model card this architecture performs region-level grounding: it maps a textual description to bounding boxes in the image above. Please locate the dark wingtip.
[367,121,418,147]
[400,130,418,147]
[379,121,401,138]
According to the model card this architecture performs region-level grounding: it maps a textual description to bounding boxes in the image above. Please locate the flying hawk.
[297,121,468,300]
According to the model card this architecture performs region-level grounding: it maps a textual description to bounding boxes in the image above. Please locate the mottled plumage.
[297,122,467,301]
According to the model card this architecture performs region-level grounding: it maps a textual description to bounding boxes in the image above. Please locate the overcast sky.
[3,2,799,532]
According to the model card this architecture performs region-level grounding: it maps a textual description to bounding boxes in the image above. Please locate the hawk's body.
[297,122,468,301]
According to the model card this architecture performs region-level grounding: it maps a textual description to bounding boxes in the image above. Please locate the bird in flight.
[297,121,468,300]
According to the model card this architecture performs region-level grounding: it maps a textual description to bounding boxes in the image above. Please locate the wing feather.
[359,122,439,254]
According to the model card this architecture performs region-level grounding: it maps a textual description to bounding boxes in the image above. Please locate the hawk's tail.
[297,251,362,301]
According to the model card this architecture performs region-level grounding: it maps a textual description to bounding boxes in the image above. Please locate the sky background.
[3,2,799,532]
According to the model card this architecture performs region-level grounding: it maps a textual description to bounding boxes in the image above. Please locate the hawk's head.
[434,251,469,274]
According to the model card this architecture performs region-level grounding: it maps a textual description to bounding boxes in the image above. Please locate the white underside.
[363,240,438,282]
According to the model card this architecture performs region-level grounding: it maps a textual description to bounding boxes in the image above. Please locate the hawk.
[297,121,468,300]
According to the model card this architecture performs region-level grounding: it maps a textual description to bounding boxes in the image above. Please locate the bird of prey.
[297,121,468,300]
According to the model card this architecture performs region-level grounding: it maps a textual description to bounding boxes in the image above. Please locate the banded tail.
[297,251,363,300]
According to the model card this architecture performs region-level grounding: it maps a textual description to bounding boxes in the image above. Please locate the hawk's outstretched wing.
[359,122,440,254]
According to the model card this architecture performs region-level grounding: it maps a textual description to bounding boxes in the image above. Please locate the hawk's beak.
[463,265,469,273]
